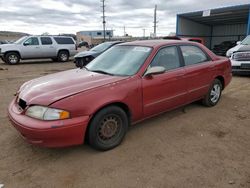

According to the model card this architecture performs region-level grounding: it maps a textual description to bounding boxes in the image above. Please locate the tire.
[202,79,222,107]
[5,52,20,65]
[88,106,128,151]
[57,51,69,62]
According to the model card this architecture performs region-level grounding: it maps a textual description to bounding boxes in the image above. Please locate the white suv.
[226,35,250,75]
[0,35,77,64]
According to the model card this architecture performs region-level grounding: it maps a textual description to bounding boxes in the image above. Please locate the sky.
[0,0,249,37]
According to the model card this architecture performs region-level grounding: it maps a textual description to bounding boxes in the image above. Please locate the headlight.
[25,106,70,120]
[232,52,250,60]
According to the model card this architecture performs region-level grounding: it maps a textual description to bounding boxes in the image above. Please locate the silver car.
[0,35,77,64]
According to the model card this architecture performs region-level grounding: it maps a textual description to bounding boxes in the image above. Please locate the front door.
[142,46,187,117]
[20,37,41,59]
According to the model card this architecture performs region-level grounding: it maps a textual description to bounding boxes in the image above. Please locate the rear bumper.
[8,99,90,148]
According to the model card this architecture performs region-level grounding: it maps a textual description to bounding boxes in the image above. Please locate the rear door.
[142,46,187,117]
[179,45,215,102]
[40,37,56,57]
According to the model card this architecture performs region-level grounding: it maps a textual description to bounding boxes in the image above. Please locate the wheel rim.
[9,55,18,64]
[210,84,221,103]
[60,54,68,61]
[98,114,122,142]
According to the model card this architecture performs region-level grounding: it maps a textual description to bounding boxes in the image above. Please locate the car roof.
[119,40,196,48]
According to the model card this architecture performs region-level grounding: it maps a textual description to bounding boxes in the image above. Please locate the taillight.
[75,44,78,50]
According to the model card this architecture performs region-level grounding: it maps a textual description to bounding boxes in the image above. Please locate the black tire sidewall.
[88,106,128,151]
[58,51,69,62]
[204,79,222,107]
[6,52,20,65]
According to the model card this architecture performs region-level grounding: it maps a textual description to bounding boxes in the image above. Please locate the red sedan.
[8,40,232,150]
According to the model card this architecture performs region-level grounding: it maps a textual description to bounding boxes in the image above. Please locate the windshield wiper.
[91,70,114,76]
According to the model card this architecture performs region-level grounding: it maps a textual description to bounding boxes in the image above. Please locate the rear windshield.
[53,37,74,44]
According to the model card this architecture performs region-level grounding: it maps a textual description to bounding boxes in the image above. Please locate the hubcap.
[9,55,18,64]
[210,84,221,103]
[60,54,68,61]
[98,115,121,141]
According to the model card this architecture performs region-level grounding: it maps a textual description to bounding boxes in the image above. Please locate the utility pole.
[142,29,146,38]
[123,26,126,36]
[153,4,158,37]
[101,0,106,41]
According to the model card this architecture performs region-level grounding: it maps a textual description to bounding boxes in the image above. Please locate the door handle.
[35,47,40,49]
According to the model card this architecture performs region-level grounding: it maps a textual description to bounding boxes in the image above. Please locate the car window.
[90,42,114,53]
[86,45,152,76]
[41,37,52,45]
[180,45,208,66]
[150,46,181,71]
[24,37,39,46]
[54,37,74,44]
[241,35,250,45]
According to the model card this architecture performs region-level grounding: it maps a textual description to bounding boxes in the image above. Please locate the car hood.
[226,44,244,57]
[0,43,18,49]
[18,69,127,106]
[74,50,99,58]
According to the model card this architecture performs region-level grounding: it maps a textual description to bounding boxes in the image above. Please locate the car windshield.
[86,45,152,76]
[241,36,250,45]
[14,36,28,44]
[90,42,114,53]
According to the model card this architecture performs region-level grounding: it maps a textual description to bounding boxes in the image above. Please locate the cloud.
[0,0,249,36]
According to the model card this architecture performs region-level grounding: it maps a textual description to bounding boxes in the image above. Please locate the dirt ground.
[0,58,249,188]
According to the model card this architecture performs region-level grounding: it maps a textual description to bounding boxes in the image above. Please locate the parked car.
[74,41,123,68]
[212,41,236,56]
[226,35,250,74]
[78,41,89,48]
[230,51,250,75]
[0,35,77,64]
[163,36,205,45]
[8,40,232,150]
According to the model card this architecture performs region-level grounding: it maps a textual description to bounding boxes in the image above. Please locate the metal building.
[77,30,113,38]
[176,4,250,49]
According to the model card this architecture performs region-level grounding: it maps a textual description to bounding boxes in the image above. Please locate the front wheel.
[5,52,20,65]
[202,79,222,107]
[88,106,128,151]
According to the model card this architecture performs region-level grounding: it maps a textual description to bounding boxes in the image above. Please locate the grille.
[18,98,27,110]
[241,64,250,69]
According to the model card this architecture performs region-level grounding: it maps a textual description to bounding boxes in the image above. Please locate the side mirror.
[145,66,166,77]
[236,41,241,45]
[23,42,29,46]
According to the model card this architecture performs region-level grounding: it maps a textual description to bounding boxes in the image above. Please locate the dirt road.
[0,59,249,188]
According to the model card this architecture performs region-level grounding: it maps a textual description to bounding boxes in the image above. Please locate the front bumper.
[231,59,250,75]
[8,99,90,148]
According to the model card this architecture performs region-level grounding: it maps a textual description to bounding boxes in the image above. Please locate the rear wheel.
[58,51,69,62]
[5,52,20,65]
[202,79,222,107]
[88,106,128,151]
